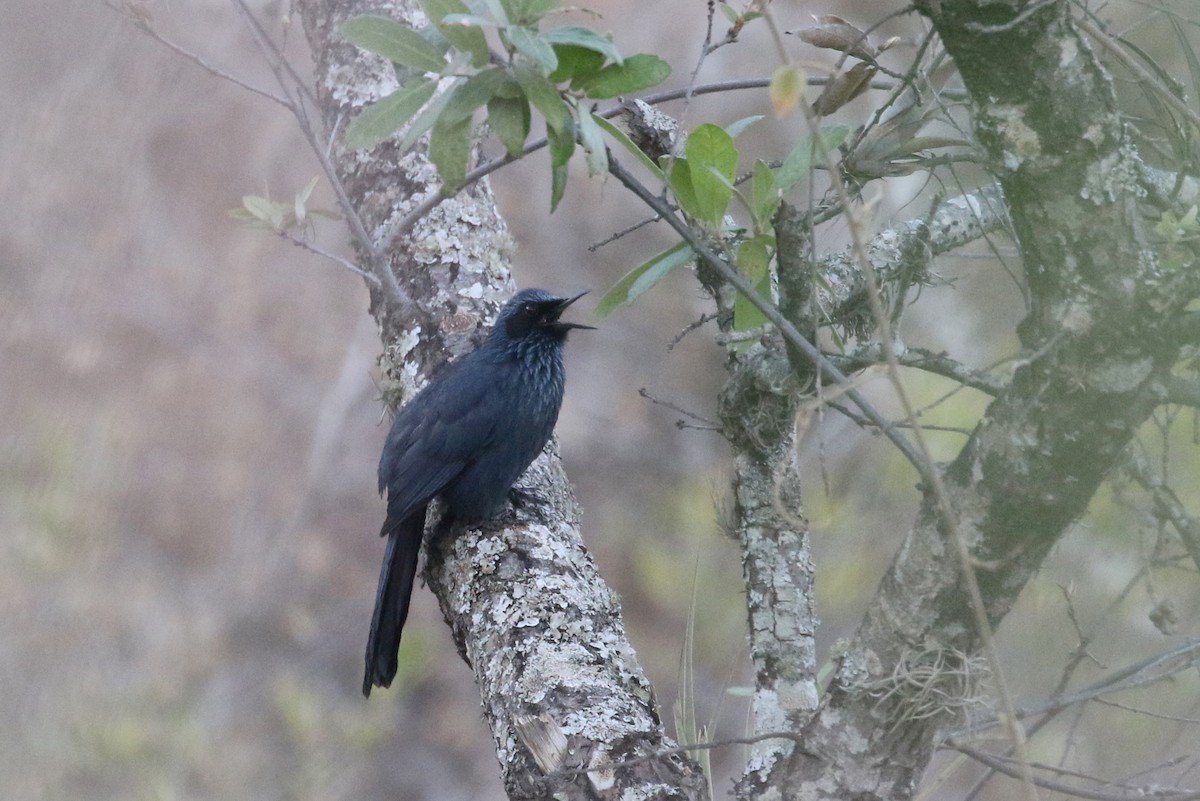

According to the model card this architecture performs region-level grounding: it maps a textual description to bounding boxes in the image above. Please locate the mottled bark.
[295,1,706,798]
[718,344,819,797]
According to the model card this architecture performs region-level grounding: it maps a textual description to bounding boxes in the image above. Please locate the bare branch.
[950,639,1200,739]
[947,738,1200,801]
[104,0,290,107]
[229,0,409,311]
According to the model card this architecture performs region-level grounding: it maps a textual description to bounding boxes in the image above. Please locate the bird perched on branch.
[363,289,593,697]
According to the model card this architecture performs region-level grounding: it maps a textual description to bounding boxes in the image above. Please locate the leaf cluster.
[342,0,670,208]
[595,119,848,340]
[228,176,340,232]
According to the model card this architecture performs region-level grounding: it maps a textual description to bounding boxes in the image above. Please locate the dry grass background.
[2,1,1198,800]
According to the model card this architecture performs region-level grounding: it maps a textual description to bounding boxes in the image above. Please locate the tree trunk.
[756,2,1195,798]
[296,1,708,798]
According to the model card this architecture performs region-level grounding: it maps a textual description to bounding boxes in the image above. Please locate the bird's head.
[496,289,596,342]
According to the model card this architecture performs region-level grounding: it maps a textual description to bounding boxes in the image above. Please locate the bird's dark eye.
[522,302,537,316]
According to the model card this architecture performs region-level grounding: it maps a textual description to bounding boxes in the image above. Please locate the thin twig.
[229,0,409,310]
[667,313,718,351]
[1077,16,1200,133]
[550,730,804,780]
[105,0,291,108]
[277,230,379,284]
[949,639,1200,739]
[947,739,1200,801]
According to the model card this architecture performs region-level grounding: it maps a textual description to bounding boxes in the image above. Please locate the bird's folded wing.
[377,356,505,529]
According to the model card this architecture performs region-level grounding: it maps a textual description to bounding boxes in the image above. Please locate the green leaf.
[750,159,778,226]
[575,53,671,99]
[420,0,490,66]
[668,159,701,221]
[514,60,569,134]
[733,237,772,337]
[776,123,849,193]
[595,241,694,318]
[506,26,558,74]
[428,115,474,190]
[480,0,509,25]
[548,44,606,84]
[547,116,574,168]
[487,95,530,157]
[541,26,623,64]
[396,79,460,152]
[345,78,438,150]
[442,12,494,27]
[546,119,575,211]
[684,123,738,225]
[341,16,446,73]
[550,161,568,212]
[438,67,506,125]
[502,0,558,24]
[577,111,608,176]
[724,115,763,139]
[592,114,664,181]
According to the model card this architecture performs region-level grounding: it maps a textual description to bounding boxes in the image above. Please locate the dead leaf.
[794,15,877,63]
[812,62,877,116]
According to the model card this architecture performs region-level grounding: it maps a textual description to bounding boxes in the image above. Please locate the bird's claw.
[508,486,548,510]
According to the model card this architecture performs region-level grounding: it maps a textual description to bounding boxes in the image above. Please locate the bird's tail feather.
[363,511,424,697]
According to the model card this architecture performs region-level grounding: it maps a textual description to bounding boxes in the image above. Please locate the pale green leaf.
[241,194,288,231]
[724,115,763,139]
[502,0,557,24]
[294,176,319,225]
[546,120,574,211]
[592,114,664,181]
[685,123,738,225]
[420,0,490,66]
[575,53,670,99]
[577,109,608,176]
[668,159,702,221]
[438,67,506,125]
[506,26,558,74]
[341,16,446,73]
[441,13,494,27]
[750,159,778,226]
[396,80,461,152]
[776,123,849,193]
[345,78,438,150]
[733,236,772,337]
[595,241,694,318]
[514,60,569,133]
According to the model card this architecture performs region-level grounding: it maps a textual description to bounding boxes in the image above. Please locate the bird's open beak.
[551,291,597,330]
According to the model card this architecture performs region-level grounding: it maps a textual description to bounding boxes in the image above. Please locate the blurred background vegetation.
[2,1,1197,799]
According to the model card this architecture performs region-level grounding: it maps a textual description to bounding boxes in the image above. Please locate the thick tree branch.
[295,1,706,798]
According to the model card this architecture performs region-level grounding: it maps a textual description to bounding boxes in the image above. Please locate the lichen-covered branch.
[716,342,819,795]
[295,1,705,798]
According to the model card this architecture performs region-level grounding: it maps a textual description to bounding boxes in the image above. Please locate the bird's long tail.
[363,511,424,696]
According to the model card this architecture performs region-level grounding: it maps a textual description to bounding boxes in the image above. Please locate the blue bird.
[364,289,592,696]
